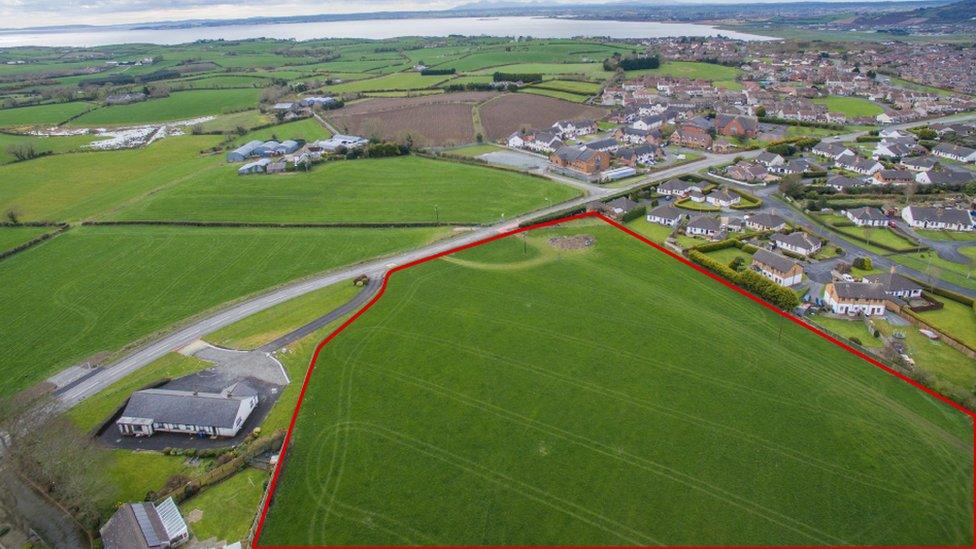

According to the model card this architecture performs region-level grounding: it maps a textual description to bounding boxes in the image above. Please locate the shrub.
[852,256,873,270]
[620,206,647,223]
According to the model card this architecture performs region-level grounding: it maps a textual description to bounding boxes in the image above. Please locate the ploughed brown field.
[480,93,608,140]
[326,92,500,146]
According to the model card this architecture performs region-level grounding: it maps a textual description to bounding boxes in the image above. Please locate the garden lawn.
[891,250,976,292]
[914,296,976,350]
[704,246,754,266]
[105,450,194,514]
[809,316,883,348]
[874,319,976,395]
[259,222,973,546]
[0,135,223,222]
[812,96,884,118]
[832,226,916,252]
[519,88,589,103]
[180,468,268,544]
[625,218,699,249]
[0,224,449,396]
[109,156,579,224]
[69,89,262,125]
[0,225,50,251]
[472,63,613,79]
[0,101,92,127]
[67,353,212,432]
[445,143,504,157]
[916,229,976,242]
[205,281,360,350]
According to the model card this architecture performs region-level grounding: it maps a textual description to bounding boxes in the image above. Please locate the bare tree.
[6,143,38,162]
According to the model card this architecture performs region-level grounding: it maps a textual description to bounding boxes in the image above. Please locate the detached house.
[745,213,787,232]
[552,119,597,139]
[657,178,703,197]
[845,207,887,227]
[726,161,770,183]
[864,271,924,299]
[116,381,259,438]
[900,156,938,172]
[932,143,976,163]
[812,142,855,161]
[752,249,803,287]
[646,204,684,227]
[901,206,974,231]
[823,282,887,316]
[873,169,914,186]
[836,156,884,176]
[826,174,864,192]
[916,169,973,186]
[771,231,822,256]
[549,146,610,175]
[705,187,741,208]
[686,216,723,239]
[755,151,785,168]
[100,497,189,549]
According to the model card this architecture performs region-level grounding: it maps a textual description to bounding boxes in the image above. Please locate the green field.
[915,296,976,350]
[624,61,743,82]
[0,132,102,163]
[0,224,449,395]
[110,156,579,224]
[258,222,973,546]
[195,110,272,133]
[230,117,331,146]
[180,468,268,544]
[472,62,613,79]
[812,96,885,118]
[325,73,451,93]
[0,225,50,251]
[69,89,261,126]
[0,136,222,222]
[0,101,92,127]
[445,43,635,72]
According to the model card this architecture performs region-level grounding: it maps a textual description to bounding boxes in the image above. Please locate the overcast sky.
[0,0,913,30]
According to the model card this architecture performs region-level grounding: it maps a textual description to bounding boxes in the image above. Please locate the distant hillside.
[853,0,976,25]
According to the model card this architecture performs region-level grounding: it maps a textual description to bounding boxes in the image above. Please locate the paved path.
[256,277,382,353]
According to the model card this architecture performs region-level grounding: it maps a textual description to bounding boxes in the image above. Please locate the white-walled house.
[116,381,259,438]
[824,282,887,316]
[845,207,887,227]
[771,232,822,256]
[752,249,804,287]
[901,206,974,231]
[646,204,683,227]
[864,272,924,299]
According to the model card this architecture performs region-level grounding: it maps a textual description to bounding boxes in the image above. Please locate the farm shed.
[238,158,271,175]
[116,381,259,438]
[227,140,263,162]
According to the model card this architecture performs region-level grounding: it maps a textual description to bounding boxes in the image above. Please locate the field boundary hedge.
[82,220,479,229]
[0,223,69,262]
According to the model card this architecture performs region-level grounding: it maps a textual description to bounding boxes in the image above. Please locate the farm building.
[301,96,338,107]
[100,497,189,549]
[823,282,887,316]
[313,134,368,152]
[116,381,259,438]
[227,140,264,162]
[752,249,803,287]
[901,206,974,231]
[238,158,271,175]
[771,232,821,256]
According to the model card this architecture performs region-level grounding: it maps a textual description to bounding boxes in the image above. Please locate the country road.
[56,111,974,409]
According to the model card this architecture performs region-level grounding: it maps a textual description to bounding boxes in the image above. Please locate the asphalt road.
[56,112,975,409]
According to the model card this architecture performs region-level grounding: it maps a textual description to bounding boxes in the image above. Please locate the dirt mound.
[548,234,595,250]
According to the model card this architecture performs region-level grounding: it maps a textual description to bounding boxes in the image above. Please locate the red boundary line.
[252,211,976,549]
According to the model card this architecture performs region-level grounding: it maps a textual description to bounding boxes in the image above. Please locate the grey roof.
[648,204,683,220]
[877,169,913,181]
[119,382,255,429]
[813,142,851,156]
[585,138,618,150]
[933,142,976,157]
[901,156,937,169]
[715,113,758,132]
[831,282,887,301]
[864,272,923,293]
[687,216,722,232]
[924,169,974,185]
[658,178,699,193]
[101,499,185,549]
[607,197,638,211]
[708,188,739,203]
[772,231,820,250]
[752,248,798,274]
[230,140,263,158]
[747,213,786,229]
[552,146,603,163]
[756,151,783,165]
[847,206,886,221]
[827,174,862,188]
[904,206,973,226]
